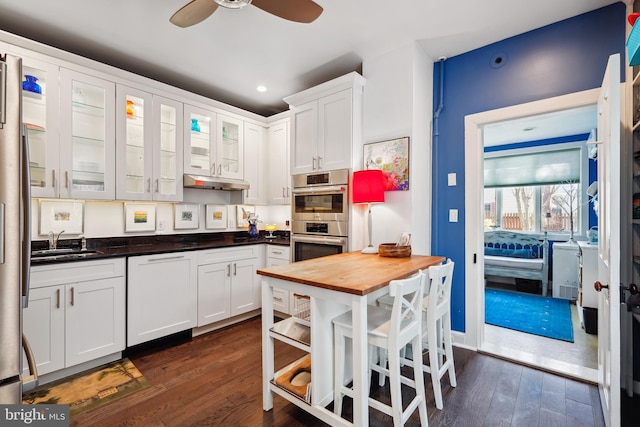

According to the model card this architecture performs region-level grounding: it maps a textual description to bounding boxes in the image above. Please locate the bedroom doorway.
[464,89,600,382]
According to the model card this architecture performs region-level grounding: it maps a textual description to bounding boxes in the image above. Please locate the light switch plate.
[449,209,458,222]
[448,173,456,186]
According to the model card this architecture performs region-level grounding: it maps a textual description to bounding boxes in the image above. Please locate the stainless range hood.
[183,174,249,191]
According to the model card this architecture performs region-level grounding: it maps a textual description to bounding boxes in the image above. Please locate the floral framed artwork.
[205,205,228,229]
[124,203,156,232]
[39,200,84,235]
[174,203,200,229]
[363,137,410,191]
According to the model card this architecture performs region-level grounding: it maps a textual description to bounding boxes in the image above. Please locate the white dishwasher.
[127,251,198,346]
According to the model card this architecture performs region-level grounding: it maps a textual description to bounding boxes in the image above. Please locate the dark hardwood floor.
[71,316,605,427]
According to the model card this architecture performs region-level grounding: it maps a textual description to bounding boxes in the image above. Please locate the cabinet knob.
[594,281,608,292]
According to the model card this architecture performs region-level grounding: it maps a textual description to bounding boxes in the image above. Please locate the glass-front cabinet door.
[183,104,215,176]
[59,68,115,200]
[116,88,183,201]
[19,53,60,199]
[217,114,243,180]
[116,85,153,200]
[152,96,183,201]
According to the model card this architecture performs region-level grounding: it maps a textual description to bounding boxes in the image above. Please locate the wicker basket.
[378,243,412,258]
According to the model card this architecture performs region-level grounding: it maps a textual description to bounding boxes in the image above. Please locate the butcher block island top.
[257,251,445,296]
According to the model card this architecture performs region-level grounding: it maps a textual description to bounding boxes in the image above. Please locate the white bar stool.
[332,271,429,427]
[377,259,457,410]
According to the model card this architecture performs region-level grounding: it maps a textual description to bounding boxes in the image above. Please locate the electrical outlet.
[158,220,165,230]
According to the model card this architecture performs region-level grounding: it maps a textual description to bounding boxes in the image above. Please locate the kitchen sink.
[31,249,102,260]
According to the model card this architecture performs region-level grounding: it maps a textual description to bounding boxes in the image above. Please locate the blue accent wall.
[431,3,626,332]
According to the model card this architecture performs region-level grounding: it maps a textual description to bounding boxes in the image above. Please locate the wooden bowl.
[378,243,412,257]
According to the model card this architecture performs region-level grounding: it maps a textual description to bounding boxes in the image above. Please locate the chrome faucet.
[48,230,65,250]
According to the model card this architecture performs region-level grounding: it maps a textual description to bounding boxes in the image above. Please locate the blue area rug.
[485,289,574,342]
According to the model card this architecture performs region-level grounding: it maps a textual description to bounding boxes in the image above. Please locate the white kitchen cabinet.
[217,114,244,180]
[552,241,580,300]
[197,245,263,327]
[268,119,290,204]
[127,252,197,346]
[16,50,62,199]
[266,245,291,314]
[285,72,365,175]
[184,104,216,176]
[59,67,116,200]
[24,258,126,377]
[116,85,183,201]
[243,121,266,205]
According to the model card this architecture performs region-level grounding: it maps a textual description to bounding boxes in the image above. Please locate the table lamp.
[353,170,385,254]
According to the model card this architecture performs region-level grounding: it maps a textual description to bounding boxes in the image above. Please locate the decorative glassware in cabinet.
[70,80,106,191]
[22,68,47,188]
[125,95,145,194]
[189,113,210,171]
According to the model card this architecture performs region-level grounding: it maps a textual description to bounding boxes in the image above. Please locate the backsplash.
[31,199,291,242]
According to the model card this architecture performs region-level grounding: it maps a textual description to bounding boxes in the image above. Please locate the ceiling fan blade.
[251,0,323,24]
[170,0,219,28]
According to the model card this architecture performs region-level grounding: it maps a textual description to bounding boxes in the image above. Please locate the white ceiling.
[0,0,618,117]
[483,105,598,147]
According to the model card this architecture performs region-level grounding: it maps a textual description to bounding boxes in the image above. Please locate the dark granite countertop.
[31,231,290,265]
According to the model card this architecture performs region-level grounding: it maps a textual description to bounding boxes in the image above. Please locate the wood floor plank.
[566,398,596,427]
[511,366,543,427]
[67,316,604,427]
[541,373,567,415]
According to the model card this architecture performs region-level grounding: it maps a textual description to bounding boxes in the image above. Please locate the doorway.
[463,89,600,382]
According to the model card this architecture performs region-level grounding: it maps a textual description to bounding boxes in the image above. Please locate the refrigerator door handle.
[22,334,38,392]
[21,123,31,308]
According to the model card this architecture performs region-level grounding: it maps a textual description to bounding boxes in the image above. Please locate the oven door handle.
[291,185,346,195]
[292,235,347,245]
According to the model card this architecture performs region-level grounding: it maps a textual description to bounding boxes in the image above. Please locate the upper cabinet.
[59,68,116,200]
[184,104,216,176]
[20,53,61,199]
[285,72,365,175]
[217,114,244,180]
[243,122,266,205]
[116,85,183,201]
[183,106,245,181]
[268,118,290,205]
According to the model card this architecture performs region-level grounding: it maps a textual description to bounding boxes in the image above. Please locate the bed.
[484,230,550,296]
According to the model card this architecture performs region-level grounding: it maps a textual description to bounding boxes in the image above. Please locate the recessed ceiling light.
[256,85,267,93]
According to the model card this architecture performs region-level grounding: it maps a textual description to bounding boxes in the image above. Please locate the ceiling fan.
[170,0,324,28]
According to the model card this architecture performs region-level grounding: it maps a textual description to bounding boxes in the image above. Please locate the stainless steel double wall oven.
[291,169,349,262]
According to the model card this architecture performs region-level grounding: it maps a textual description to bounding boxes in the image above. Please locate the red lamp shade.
[352,170,385,204]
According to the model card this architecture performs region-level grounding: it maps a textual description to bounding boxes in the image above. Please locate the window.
[484,143,589,238]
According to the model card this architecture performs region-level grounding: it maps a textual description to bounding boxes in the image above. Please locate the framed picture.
[397,232,412,247]
[39,200,84,235]
[174,203,200,229]
[363,137,410,191]
[124,203,156,232]
[205,204,228,229]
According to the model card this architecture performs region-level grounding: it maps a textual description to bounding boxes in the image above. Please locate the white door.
[595,53,621,427]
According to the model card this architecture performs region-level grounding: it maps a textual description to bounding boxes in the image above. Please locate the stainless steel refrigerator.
[0,52,38,404]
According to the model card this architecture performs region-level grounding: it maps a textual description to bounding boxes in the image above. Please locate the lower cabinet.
[197,245,263,327]
[24,258,126,377]
[127,252,197,346]
[266,245,291,314]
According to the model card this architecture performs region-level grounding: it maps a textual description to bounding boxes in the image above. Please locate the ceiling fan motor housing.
[214,0,252,9]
